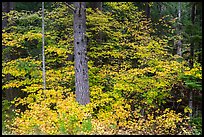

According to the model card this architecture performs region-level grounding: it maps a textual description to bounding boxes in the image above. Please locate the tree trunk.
[189,3,196,68]
[158,3,163,18]
[42,2,46,90]
[2,2,16,109]
[145,2,150,19]
[176,40,182,56]
[176,2,182,56]
[2,2,14,29]
[188,2,196,119]
[197,41,202,64]
[73,2,90,105]
[189,90,193,118]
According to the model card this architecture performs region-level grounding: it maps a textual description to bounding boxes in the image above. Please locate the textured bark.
[74,2,90,105]
[176,40,182,56]
[2,2,14,28]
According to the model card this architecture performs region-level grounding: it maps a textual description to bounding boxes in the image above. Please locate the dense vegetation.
[2,2,202,135]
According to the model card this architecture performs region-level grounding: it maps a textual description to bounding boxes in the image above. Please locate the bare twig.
[65,2,75,11]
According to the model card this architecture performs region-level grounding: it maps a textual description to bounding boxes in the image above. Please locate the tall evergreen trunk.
[189,3,196,68]
[189,90,193,118]
[73,2,90,105]
[189,2,196,119]
[198,6,202,64]
[176,2,182,56]
[197,41,202,64]
[145,2,150,19]
[2,2,15,100]
[2,2,16,113]
[158,3,162,18]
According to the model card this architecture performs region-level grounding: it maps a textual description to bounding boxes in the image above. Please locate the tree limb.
[65,2,75,11]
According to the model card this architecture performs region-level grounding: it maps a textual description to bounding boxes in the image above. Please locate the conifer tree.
[73,2,90,105]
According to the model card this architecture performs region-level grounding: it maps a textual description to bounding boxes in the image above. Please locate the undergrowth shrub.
[2,2,199,135]
[190,116,202,135]
[10,90,192,135]
[10,92,94,135]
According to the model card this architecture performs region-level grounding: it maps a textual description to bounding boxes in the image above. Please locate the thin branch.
[65,2,75,11]
[42,2,46,90]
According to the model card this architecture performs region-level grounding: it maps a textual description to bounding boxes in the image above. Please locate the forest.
[2,2,202,135]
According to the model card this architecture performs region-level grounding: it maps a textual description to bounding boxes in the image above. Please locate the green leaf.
[82,118,92,132]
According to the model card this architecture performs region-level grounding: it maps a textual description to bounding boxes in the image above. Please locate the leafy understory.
[2,2,202,135]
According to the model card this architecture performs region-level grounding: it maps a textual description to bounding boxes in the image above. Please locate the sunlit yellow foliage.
[11,93,93,135]
[2,2,197,135]
[183,62,202,79]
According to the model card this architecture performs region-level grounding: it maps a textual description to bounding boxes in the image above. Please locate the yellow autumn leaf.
[177,99,182,103]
